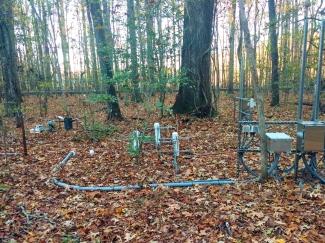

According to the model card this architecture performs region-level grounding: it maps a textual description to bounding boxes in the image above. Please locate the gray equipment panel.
[266,133,292,153]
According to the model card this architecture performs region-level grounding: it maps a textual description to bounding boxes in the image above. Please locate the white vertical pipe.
[132,131,141,150]
[154,123,161,149]
[172,132,179,156]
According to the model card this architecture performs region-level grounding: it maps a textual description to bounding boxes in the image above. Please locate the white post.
[172,132,179,157]
[132,131,141,150]
[154,123,161,149]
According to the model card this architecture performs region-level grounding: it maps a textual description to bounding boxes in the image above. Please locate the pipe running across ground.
[52,151,257,192]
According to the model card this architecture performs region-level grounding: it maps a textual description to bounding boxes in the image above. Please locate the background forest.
[1,0,325,115]
[2,0,325,242]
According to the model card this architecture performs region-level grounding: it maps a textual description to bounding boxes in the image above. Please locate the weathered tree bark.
[227,0,236,94]
[0,0,27,155]
[238,0,268,182]
[268,0,280,106]
[145,0,155,93]
[88,0,122,119]
[0,0,23,114]
[127,0,141,102]
[172,0,214,118]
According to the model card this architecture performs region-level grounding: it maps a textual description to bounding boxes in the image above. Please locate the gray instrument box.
[296,121,325,152]
[266,133,292,153]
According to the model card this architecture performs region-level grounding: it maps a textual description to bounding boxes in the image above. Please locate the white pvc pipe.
[132,131,141,150]
[154,123,161,149]
[172,132,179,156]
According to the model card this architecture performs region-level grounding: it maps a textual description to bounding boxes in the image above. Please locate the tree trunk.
[282,0,290,104]
[127,0,141,102]
[136,0,146,92]
[268,0,280,106]
[238,0,268,182]
[81,1,91,91]
[56,0,72,91]
[85,2,99,90]
[145,0,155,94]
[213,2,220,114]
[172,0,214,118]
[228,0,236,94]
[88,0,122,119]
[42,0,52,115]
[0,0,23,114]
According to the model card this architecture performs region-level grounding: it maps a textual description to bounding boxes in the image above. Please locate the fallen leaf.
[125,232,136,241]
[63,220,74,227]
[275,239,286,243]
[0,185,10,191]
[182,211,193,217]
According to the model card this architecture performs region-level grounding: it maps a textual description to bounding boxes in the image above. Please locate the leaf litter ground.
[1,94,325,242]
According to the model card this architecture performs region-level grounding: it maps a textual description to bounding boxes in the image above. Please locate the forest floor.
[1,92,325,243]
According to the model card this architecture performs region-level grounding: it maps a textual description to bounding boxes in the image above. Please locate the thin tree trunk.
[136,0,146,92]
[269,0,280,106]
[238,0,268,182]
[85,2,99,90]
[81,1,91,91]
[127,0,141,102]
[145,0,155,94]
[56,0,72,91]
[228,0,236,94]
[87,0,122,118]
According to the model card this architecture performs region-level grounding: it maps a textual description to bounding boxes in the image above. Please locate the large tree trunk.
[238,0,268,182]
[172,0,214,118]
[0,1,22,114]
[268,0,280,106]
[227,0,236,94]
[88,0,122,119]
[0,0,27,155]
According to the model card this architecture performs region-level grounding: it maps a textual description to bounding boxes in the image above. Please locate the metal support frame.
[294,18,325,182]
[239,121,298,125]
[236,18,325,185]
[313,19,325,122]
[233,97,253,122]
[236,121,298,179]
